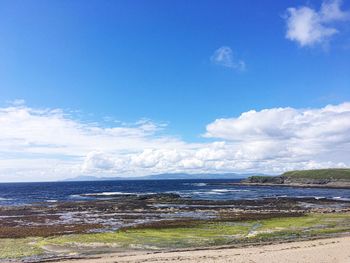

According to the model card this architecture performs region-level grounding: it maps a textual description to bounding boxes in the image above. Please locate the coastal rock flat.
[52,236,350,263]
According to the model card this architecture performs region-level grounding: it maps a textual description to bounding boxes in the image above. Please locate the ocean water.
[0,179,350,206]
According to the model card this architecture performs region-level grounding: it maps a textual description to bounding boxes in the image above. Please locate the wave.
[190,191,221,195]
[285,195,350,201]
[46,199,58,203]
[314,196,324,200]
[183,183,208,187]
[82,192,135,196]
[210,189,251,193]
[80,191,157,197]
[69,194,92,199]
[332,196,350,201]
[0,197,12,201]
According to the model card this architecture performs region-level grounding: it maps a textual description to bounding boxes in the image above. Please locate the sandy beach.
[52,236,350,263]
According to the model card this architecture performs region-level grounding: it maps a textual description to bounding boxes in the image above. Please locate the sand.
[52,236,350,263]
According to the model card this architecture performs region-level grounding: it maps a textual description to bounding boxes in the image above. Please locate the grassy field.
[282,169,350,180]
[1,213,350,259]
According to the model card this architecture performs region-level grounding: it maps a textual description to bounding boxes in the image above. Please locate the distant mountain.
[63,172,266,182]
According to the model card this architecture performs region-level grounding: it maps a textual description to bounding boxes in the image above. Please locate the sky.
[0,0,350,182]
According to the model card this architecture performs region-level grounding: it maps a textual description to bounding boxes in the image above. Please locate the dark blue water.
[0,179,350,206]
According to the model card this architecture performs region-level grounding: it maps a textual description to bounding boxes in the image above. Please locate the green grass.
[282,168,350,180]
[1,213,350,259]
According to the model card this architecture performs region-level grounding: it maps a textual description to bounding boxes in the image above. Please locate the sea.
[1,179,350,206]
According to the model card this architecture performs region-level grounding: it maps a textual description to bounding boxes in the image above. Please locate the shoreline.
[47,235,350,263]
[1,212,350,262]
[1,195,349,239]
[1,194,350,261]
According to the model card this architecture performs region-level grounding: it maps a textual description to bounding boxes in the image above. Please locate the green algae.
[42,222,251,249]
[249,213,350,241]
[42,213,350,250]
[0,238,43,259]
[259,213,350,231]
[1,213,350,259]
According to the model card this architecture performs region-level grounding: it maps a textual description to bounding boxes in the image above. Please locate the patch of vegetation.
[282,168,350,180]
[42,222,252,249]
[1,213,350,259]
[0,238,43,259]
[244,175,281,183]
[251,213,350,241]
[42,213,350,250]
[245,169,350,185]
[259,214,328,230]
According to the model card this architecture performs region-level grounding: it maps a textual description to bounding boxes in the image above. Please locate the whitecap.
[69,194,91,199]
[332,197,350,201]
[192,183,207,187]
[211,189,251,193]
[83,192,133,196]
[81,191,158,197]
[0,197,12,201]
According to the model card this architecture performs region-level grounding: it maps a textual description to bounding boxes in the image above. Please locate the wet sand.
[53,236,350,263]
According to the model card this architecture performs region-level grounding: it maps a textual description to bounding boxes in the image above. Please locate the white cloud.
[285,0,350,47]
[205,103,350,142]
[205,102,350,170]
[210,46,245,71]
[0,102,349,181]
[321,0,350,21]
[82,151,116,172]
[0,104,188,181]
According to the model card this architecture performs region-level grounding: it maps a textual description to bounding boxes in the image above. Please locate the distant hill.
[242,168,350,188]
[63,172,265,182]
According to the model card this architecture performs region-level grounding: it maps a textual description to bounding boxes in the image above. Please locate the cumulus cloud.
[0,104,187,181]
[210,46,245,71]
[205,103,350,142]
[285,0,350,47]
[0,102,349,181]
[82,151,116,172]
[205,103,350,168]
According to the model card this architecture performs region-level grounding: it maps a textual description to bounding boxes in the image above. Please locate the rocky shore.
[1,193,349,238]
[1,192,350,262]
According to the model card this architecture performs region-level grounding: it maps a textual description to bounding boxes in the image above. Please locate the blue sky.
[0,0,350,181]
